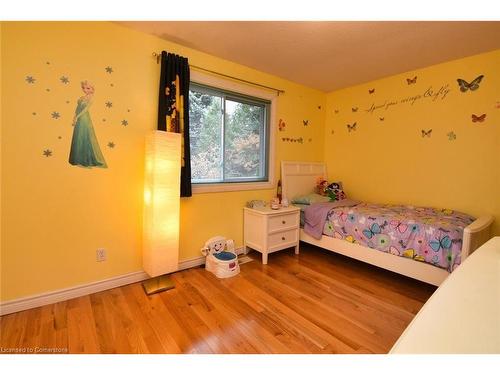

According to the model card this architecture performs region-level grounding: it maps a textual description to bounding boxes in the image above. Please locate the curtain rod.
[152,52,285,96]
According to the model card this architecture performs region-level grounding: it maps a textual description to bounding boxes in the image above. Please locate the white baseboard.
[0,271,149,316]
[0,247,244,316]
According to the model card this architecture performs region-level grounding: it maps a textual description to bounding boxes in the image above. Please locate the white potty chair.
[201,236,240,279]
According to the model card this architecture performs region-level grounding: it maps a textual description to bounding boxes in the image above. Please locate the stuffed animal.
[328,182,346,201]
[316,177,347,201]
[316,177,329,196]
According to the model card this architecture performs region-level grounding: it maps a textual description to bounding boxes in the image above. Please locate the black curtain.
[157,51,192,197]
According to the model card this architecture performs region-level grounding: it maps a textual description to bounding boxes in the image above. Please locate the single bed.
[281,161,494,286]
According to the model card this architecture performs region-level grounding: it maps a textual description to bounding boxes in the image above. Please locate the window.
[189,82,271,187]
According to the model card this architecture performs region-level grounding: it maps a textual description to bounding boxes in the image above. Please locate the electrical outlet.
[96,248,107,262]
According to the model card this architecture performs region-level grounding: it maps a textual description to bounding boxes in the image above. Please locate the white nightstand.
[243,205,301,264]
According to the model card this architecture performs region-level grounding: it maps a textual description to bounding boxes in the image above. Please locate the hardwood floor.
[0,244,436,354]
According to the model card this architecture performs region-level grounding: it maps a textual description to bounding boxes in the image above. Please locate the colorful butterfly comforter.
[322,203,475,272]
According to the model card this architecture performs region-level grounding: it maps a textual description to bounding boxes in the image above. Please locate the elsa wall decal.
[68,80,107,168]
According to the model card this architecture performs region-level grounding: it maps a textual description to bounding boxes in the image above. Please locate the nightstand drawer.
[268,213,299,233]
[268,229,299,249]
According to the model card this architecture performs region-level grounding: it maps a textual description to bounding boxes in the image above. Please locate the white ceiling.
[118,21,500,92]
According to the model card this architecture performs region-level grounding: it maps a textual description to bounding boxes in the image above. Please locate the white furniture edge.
[390,237,500,353]
[0,247,245,316]
[281,160,494,286]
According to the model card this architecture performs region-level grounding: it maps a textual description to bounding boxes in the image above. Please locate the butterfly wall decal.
[351,107,358,112]
[421,129,432,137]
[368,89,375,94]
[457,75,484,92]
[406,76,417,85]
[278,118,286,131]
[282,137,303,143]
[347,122,357,132]
[447,131,457,141]
[471,113,486,122]
[303,119,309,126]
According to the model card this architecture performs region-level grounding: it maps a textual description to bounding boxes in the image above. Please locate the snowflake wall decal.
[60,76,70,84]
[121,120,128,126]
[51,112,60,119]
[105,66,113,74]
[105,101,113,108]
[25,76,36,84]
[43,149,53,157]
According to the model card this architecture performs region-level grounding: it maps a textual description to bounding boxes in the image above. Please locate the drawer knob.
[282,220,286,224]
[281,236,286,241]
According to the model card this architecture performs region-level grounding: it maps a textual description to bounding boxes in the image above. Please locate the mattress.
[321,202,475,272]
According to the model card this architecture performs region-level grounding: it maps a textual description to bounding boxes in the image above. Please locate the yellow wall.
[324,49,500,236]
[0,22,325,301]
[2,21,498,303]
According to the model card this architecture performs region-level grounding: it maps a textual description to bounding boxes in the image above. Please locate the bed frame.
[281,161,494,286]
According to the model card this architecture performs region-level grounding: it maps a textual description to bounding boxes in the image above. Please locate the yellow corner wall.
[324,49,500,236]
[2,22,498,303]
[0,22,325,301]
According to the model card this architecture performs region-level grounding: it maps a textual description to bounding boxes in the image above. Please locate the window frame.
[189,70,276,194]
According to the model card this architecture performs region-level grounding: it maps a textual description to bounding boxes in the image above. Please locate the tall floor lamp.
[142,130,181,295]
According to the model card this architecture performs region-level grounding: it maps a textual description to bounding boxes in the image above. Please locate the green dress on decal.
[69,97,107,168]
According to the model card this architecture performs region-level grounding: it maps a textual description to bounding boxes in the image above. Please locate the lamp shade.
[143,130,181,277]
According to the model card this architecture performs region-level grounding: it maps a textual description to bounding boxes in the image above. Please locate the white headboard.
[281,161,327,201]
